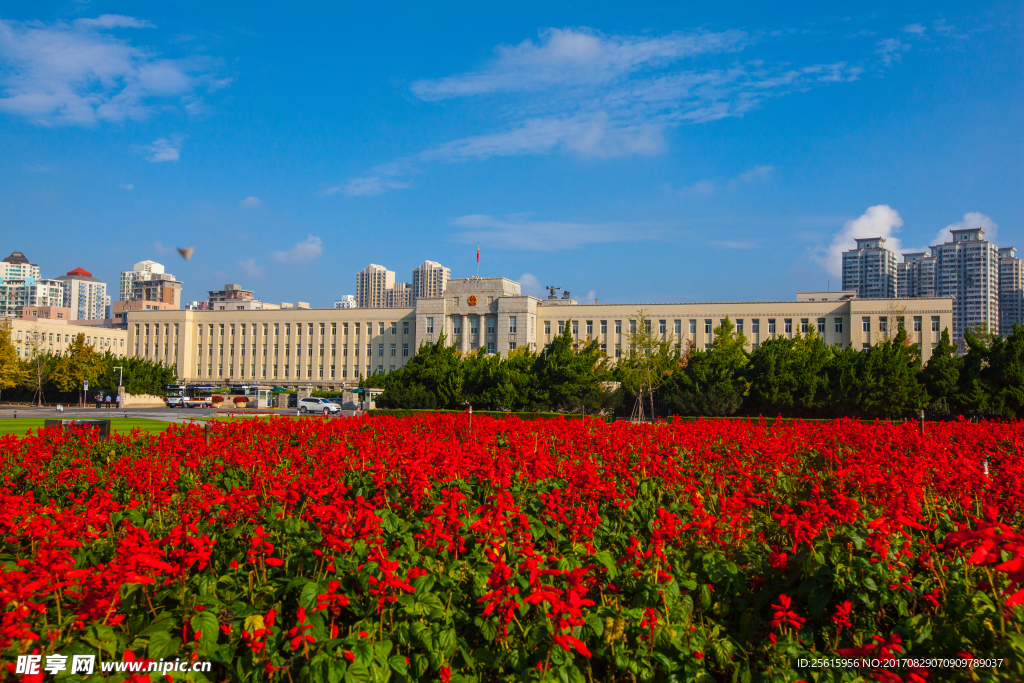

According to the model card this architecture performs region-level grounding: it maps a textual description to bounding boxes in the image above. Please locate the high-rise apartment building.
[897,252,937,299]
[999,247,1024,336]
[120,261,180,303]
[355,264,394,308]
[334,295,357,309]
[411,260,450,302]
[842,237,898,298]
[0,252,41,281]
[387,282,412,308]
[0,278,65,318]
[929,228,1001,341]
[55,267,111,320]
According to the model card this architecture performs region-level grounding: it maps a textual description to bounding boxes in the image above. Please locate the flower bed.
[1,415,1022,681]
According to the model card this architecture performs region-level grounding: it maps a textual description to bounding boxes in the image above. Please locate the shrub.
[211,395,225,403]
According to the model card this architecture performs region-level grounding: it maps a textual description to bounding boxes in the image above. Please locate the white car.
[297,397,341,416]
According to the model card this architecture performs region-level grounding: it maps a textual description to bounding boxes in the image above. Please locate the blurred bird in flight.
[177,246,194,260]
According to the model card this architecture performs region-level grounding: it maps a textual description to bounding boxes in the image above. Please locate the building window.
[862,343,870,350]
[931,316,940,332]
[752,319,760,334]
[545,321,551,335]
[586,320,593,335]
[403,321,409,335]
[390,344,396,356]
[835,318,844,334]
[510,316,517,334]
[426,317,434,334]
[572,321,579,336]
[659,320,666,334]
[704,319,712,335]
[615,320,622,334]
[800,319,808,334]
[736,319,743,334]
[879,317,888,333]
[509,342,516,351]
[488,319,496,335]
[644,320,651,334]
[601,320,608,334]
[378,344,384,357]
[912,316,922,332]
[689,319,696,335]
[862,317,870,333]
[816,318,825,334]
[674,320,681,335]
[558,321,564,334]
[767,319,775,335]
[403,343,409,357]
[784,319,792,335]
[379,323,385,335]
[487,341,495,354]
[615,344,621,358]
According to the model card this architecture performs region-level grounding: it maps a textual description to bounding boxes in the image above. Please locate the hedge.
[367,408,614,422]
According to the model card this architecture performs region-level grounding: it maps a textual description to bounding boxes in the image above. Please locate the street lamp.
[113,366,124,386]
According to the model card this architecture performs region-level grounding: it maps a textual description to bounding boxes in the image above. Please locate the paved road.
[0,406,362,423]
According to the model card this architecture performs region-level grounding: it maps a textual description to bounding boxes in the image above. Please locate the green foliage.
[745,332,833,417]
[95,353,177,395]
[0,319,27,390]
[48,333,105,393]
[664,317,750,417]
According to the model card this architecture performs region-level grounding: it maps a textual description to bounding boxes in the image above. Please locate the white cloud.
[816,205,904,277]
[145,138,179,162]
[72,15,154,30]
[737,165,774,183]
[152,240,174,254]
[932,212,997,246]
[876,38,911,66]
[0,16,221,126]
[273,235,322,264]
[518,273,544,298]
[580,290,598,305]
[239,258,265,278]
[239,196,261,208]
[119,183,134,190]
[338,27,874,195]
[23,163,50,172]
[450,213,661,251]
[903,24,927,35]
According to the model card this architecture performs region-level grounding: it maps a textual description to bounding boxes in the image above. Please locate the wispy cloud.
[814,204,904,277]
[875,38,911,66]
[450,213,662,252]
[671,164,774,195]
[273,235,322,264]
[119,183,134,190]
[337,27,883,195]
[239,196,261,209]
[518,272,544,297]
[0,15,224,126]
[932,212,997,247]
[676,179,717,196]
[145,137,179,162]
[152,240,175,254]
[239,258,265,278]
[736,165,774,183]
[22,163,50,172]
[903,24,927,35]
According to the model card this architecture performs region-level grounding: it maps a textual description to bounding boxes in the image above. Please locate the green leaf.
[594,551,617,578]
[300,580,321,608]
[439,628,457,654]
[863,577,878,591]
[388,655,408,676]
[329,660,347,683]
[147,631,177,660]
[808,585,832,618]
[585,614,604,637]
[190,611,219,653]
[344,661,372,683]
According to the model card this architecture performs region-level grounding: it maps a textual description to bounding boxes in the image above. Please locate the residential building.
[1000,247,1024,336]
[411,260,450,302]
[1,278,65,318]
[0,252,41,281]
[186,301,211,311]
[929,228,1001,340]
[131,273,182,309]
[334,295,357,309]
[19,305,72,320]
[7,317,127,360]
[113,299,179,330]
[206,283,279,311]
[126,276,953,391]
[120,260,163,301]
[355,264,413,308]
[55,267,111,320]
[897,252,937,299]
[842,237,898,298]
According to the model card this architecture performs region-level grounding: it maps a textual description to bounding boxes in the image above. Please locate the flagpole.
[476,242,480,279]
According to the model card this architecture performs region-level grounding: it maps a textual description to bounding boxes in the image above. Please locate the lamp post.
[113,366,124,386]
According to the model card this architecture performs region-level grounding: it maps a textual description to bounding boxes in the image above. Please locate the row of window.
[194,343,413,358]
[135,321,415,340]
[195,364,398,380]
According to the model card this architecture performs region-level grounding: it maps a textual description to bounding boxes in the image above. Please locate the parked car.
[297,397,341,415]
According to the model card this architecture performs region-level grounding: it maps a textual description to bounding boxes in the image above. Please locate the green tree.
[617,310,679,421]
[665,317,749,417]
[953,326,993,418]
[849,327,928,418]
[374,333,465,409]
[49,333,106,405]
[744,332,834,417]
[463,346,540,412]
[95,353,177,396]
[919,328,960,417]
[980,324,1024,418]
[20,325,57,406]
[0,319,28,394]
[535,320,610,414]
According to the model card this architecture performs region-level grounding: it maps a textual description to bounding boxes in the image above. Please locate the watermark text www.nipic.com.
[15,654,213,676]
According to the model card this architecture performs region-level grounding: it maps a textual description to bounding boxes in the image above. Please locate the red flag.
[476,244,480,263]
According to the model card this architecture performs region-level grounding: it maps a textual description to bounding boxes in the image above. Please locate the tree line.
[364,312,1024,420]
[0,321,176,405]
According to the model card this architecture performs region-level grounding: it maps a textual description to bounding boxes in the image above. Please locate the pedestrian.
[106,395,111,410]
[95,393,102,410]
[115,394,121,410]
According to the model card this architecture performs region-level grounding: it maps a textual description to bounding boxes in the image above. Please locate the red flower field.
[1,415,1022,682]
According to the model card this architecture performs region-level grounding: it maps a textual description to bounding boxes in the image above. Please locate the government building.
[124,276,954,391]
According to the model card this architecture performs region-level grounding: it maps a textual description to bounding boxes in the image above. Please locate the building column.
[460,315,470,353]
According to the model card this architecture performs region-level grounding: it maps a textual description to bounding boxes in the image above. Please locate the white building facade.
[411,260,450,303]
[1,252,41,281]
[842,237,898,299]
[56,268,111,320]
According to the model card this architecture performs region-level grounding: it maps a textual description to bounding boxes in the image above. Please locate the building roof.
[2,251,33,265]
[57,269,103,283]
[66,267,93,277]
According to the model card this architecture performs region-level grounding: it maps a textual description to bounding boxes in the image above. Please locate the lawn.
[0,417,173,438]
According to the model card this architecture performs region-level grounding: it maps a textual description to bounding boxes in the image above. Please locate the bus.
[165,384,217,408]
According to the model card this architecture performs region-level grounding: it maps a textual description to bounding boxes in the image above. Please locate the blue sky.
[1,1,1020,306]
